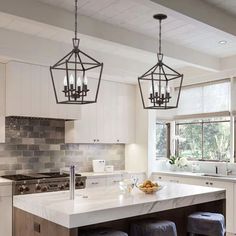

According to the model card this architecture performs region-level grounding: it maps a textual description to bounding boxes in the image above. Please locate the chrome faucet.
[60,165,75,200]
[69,165,75,200]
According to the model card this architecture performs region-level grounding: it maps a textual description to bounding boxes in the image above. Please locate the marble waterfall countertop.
[13,182,225,228]
[0,177,12,186]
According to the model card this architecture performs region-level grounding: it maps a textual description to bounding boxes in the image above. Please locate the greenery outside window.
[156,122,170,159]
[176,117,230,161]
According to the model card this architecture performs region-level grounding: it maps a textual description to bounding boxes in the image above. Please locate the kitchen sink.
[202,173,236,179]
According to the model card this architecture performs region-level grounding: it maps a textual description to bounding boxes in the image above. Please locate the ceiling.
[1,0,236,84]
[35,0,236,58]
[204,0,236,17]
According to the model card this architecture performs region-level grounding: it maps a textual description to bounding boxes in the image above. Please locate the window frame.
[175,118,231,161]
[156,122,171,159]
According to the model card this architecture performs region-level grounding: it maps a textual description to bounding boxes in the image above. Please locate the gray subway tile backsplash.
[0,117,125,175]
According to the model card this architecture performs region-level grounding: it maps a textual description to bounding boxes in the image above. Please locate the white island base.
[13,182,226,236]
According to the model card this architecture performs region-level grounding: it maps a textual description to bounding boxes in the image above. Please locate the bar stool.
[80,228,128,236]
[187,212,225,236]
[130,220,177,236]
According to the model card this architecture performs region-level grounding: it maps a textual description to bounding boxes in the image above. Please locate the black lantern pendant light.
[50,0,103,104]
[138,14,183,109]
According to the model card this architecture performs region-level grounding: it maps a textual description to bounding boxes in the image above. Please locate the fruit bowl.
[138,185,160,194]
[137,180,162,194]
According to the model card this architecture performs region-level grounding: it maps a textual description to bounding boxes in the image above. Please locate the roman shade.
[175,80,230,119]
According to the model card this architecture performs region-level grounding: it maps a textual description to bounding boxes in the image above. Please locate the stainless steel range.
[2,172,86,195]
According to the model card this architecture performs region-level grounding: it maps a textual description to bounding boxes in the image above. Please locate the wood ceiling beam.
[151,0,236,36]
[0,0,220,71]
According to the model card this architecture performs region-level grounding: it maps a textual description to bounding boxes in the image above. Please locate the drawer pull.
[91,182,99,185]
[34,222,41,233]
[209,182,213,186]
[113,180,120,183]
[158,177,162,179]
[205,182,209,185]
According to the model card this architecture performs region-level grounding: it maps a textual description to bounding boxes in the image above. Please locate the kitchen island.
[13,182,226,236]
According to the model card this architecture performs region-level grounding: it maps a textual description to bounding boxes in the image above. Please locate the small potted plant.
[167,156,188,171]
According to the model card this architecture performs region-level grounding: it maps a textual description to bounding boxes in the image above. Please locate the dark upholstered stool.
[187,212,225,236]
[80,228,128,236]
[130,220,177,236]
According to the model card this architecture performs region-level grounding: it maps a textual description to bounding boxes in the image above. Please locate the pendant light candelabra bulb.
[83,75,88,85]
[69,74,74,85]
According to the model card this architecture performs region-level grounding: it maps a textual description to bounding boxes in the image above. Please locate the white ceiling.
[35,0,236,58]
[204,0,236,17]
[0,12,186,68]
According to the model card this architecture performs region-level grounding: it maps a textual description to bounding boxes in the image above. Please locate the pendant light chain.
[75,0,78,39]
[159,18,162,55]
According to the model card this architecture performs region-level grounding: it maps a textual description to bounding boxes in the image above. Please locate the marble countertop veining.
[152,170,236,182]
[13,182,225,228]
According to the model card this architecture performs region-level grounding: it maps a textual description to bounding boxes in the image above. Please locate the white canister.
[105,165,114,172]
[92,160,105,173]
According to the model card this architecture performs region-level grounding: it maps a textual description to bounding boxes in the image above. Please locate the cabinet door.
[65,104,97,144]
[151,174,181,183]
[6,61,81,119]
[99,81,116,143]
[86,178,106,188]
[0,196,12,236]
[6,62,30,116]
[0,117,5,143]
[0,64,5,143]
[115,83,135,143]
[31,64,42,117]
[106,175,123,186]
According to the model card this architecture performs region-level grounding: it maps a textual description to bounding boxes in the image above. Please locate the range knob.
[59,185,65,190]
[25,186,30,192]
[35,184,41,191]
[18,185,25,193]
[41,186,48,192]
[76,182,84,187]
[65,182,69,188]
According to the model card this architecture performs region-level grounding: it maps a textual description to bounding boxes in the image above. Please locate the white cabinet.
[106,175,123,186]
[0,63,5,143]
[86,177,106,188]
[152,174,180,183]
[6,61,81,120]
[65,81,135,144]
[0,183,12,236]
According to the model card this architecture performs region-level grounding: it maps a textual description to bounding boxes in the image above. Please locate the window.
[156,123,170,159]
[176,117,230,161]
[177,81,230,116]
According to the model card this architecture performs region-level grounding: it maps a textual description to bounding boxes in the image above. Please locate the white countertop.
[14,182,225,228]
[0,177,12,186]
[153,170,236,182]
